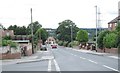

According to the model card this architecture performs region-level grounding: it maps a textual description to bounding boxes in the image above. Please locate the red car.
[51,44,57,49]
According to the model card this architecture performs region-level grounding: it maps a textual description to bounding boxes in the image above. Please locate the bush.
[73,41,79,46]
[2,40,8,46]
[76,30,88,43]
[63,41,68,47]
[2,40,18,49]
[3,36,11,40]
[68,42,73,47]
[97,30,110,49]
[103,33,117,48]
[58,41,63,46]
[10,42,17,49]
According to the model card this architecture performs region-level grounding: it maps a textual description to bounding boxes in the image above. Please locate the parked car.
[40,45,47,51]
[51,44,57,49]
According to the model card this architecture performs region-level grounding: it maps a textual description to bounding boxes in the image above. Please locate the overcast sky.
[0,0,119,29]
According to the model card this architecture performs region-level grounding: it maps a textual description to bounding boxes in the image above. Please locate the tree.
[97,30,110,49]
[116,22,120,47]
[56,19,79,42]
[76,30,88,43]
[8,25,27,35]
[0,24,6,29]
[35,28,48,44]
[27,21,42,35]
[103,33,117,48]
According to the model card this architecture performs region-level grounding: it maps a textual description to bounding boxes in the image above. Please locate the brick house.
[0,29,14,38]
[108,1,120,31]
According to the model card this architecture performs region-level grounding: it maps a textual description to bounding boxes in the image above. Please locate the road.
[2,46,119,72]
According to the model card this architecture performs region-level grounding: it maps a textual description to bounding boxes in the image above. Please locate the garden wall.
[97,48,118,54]
[0,52,21,59]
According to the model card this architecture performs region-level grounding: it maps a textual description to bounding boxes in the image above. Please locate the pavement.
[1,49,54,65]
[65,47,120,60]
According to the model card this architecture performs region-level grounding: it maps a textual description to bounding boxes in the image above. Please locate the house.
[46,37,56,44]
[108,1,120,31]
[0,29,14,38]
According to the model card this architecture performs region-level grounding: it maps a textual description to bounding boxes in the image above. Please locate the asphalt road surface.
[2,46,119,72]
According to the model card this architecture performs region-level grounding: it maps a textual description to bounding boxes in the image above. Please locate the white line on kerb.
[53,59,60,71]
[103,65,119,72]
[88,59,98,64]
[48,59,52,71]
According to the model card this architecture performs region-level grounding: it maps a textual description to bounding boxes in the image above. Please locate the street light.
[70,24,73,42]
[31,8,34,54]
[95,5,98,52]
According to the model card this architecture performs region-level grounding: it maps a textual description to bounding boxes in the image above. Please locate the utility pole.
[71,25,73,42]
[95,6,98,52]
[31,8,34,54]
[98,7,101,31]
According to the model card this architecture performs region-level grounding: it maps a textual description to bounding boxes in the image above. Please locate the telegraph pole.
[95,6,98,52]
[98,7,101,31]
[71,25,73,42]
[31,8,34,54]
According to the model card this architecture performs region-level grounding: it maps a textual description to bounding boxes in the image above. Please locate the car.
[40,45,47,51]
[51,44,57,49]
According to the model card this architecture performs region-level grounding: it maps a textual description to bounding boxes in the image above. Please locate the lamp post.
[31,8,34,54]
[95,6,98,52]
[70,24,73,42]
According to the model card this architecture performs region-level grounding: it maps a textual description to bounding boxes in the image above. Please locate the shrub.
[10,42,18,49]
[97,30,110,49]
[58,41,63,46]
[103,33,117,49]
[73,41,79,46]
[68,42,73,47]
[2,40,8,46]
[63,41,68,47]
[3,36,11,40]
[76,30,88,43]
[2,40,18,49]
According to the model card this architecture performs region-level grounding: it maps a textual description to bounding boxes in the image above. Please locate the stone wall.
[25,49,32,56]
[0,52,21,59]
[97,48,118,54]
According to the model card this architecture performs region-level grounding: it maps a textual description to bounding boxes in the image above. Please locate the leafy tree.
[116,22,120,32]
[0,24,6,29]
[76,30,88,43]
[3,36,11,40]
[103,33,117,48]
[8,25,27,35]
[35,28,48,44]
[116,22,120,47]
[27,21,42,35]
[56,19,79,42]
[97,30,110,49]
[116,31,120,47]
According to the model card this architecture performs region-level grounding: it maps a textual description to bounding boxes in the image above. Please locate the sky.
[0,0,119,29]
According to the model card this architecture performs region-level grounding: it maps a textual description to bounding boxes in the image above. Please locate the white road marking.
[53,59,60,71]
[88,59,98,64]
[103,65,119,72]
[48,59,52,71]
[71,53,77,56]
[79,57,86,60]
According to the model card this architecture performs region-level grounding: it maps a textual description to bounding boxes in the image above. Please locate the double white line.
[48,59,52,71]
[48,59,60,71]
